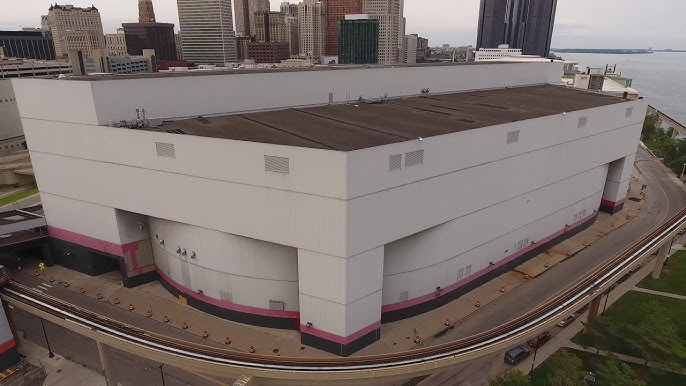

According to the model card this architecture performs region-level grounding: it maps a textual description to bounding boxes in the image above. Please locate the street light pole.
[40,318,54,358]
[529,347,539,378]
[159,363,166,386]
[681,163,686,180]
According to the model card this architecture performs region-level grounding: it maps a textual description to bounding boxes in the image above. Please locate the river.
[557,52,686,124]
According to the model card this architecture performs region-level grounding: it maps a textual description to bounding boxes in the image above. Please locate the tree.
[488,369,532,386]
[623,309,686,372]
[539,349,585,386]
[596,359,646,386]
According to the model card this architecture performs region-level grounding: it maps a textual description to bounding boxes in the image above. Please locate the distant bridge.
[648,105,686,138]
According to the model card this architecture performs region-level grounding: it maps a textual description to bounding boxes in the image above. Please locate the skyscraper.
[138,0,157,22]
[322,0,363,56]
[476,0,557,58]
[177,0,237,64]
[123,0,177,60]
[338,14,378,64]
[363,0,404,64]
[234,0,271,37]
[280,1,298,16]
[298,0,324,58]
[47,4,105,58]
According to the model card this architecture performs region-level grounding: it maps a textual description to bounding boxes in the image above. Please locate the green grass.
[533,348,686,386]
[0,186,38,206]
[638,250,686,296]
[572,291,686,357]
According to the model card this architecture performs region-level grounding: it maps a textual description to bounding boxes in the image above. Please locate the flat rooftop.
[150,85,628,151]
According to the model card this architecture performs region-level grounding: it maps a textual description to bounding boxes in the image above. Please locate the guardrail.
[3,207,686,382]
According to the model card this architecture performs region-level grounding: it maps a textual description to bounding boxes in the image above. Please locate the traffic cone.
[97,293,103,300]
[414,336,420,344]
[49,276,54,282]
[34,271,39,277]
[182,322,188,329]
[225,336,231,345]
[128,304,135,311]
[115,298,120,305]
[80,287,85,294]
[203,331,209,339]
[544,262,550,268]
[475,301,481,307]
[63,281,69,287]
[500,287,505,293]
[249,346,255,353]
[146,310,152,317]
[163,316,169,323]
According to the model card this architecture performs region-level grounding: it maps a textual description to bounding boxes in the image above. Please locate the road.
[421,148,686,385]
[9,307,235,386]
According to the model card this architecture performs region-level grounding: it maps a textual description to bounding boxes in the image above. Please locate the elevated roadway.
[648,105,686,138]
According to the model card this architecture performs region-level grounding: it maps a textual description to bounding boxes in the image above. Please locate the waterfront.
[558,52,686,124]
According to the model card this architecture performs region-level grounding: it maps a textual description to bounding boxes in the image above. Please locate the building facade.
[138,0,157,23]
[477,0,557,58]
[338,15,378,64]
[298,0,324,58]
[322,0,363,56]
[47,4,105,58]
[122,23,177,61]
[105,29,128,57]
[363,0,403,64]
[14,61,644,356]
[474,44,523,61]
[254,12,287,43]
[234,0,271,37]
[284,16,300,56]
[177,0,237,64]
[280,1,298,16]
[246,41,290,63]
[403,33,417,64]
[0,31,55,60]
[175,34,183,60]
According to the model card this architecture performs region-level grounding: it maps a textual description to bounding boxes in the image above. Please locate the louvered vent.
[405,150,424,168]
[399,291,409,302]
[625,107,633,117]
[506,130,520,145]
[389,154,402,172]
[578,117,588,128]
[220,291,233,303]
[155,142,176,158]
[265,155,290,174]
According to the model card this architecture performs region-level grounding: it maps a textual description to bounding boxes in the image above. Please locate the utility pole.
[40,318,54,358]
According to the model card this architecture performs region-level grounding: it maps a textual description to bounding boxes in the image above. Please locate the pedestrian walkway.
[632,286,686,300]
[566,342,686,375]
[16,334,106,386]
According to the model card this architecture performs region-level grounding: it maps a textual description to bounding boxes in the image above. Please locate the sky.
[1,0,685,49]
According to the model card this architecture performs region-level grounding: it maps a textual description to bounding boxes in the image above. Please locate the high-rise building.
[177,0,237,64]
[41,15,50,34]
[123,0,177,61]
[284,15,299,56]
[175,34,183,60]
[417,35,429,62]
[280,1,298,16]
[138,0,157,22]
[298,0,324,58]
[476,0,557,58]
[363,0,403,64]
[105,28,128,57]
[0,30,56,60]
[322,0,363,56]
[47,4,105,58]
[246,41,290,63]
[338,14,378,64]
[254,11,287,43]
[403,33,417,64]
[234,0,271,37]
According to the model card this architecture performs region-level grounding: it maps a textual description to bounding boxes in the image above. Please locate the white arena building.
[12,62,646,355]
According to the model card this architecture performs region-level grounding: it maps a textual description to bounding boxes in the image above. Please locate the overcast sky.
[2,0,684,49]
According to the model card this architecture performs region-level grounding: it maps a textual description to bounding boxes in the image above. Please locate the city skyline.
[2,0,685,49]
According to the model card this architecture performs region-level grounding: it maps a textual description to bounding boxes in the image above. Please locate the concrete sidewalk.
[632,286,686,300]
[15,334,106,386]
[565,342,686,375]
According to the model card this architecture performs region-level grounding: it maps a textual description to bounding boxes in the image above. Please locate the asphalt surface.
[421,148,686,385]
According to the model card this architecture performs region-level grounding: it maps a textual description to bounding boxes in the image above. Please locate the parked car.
[557,315,576,327]
[504,345,532,365]
[527,331,552,349]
